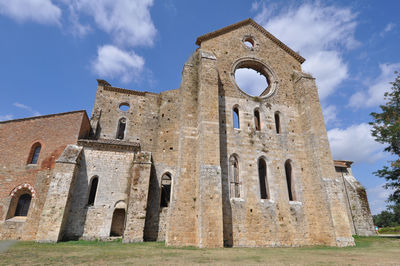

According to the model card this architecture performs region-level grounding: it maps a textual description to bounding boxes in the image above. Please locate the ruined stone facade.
[0,19,375,247]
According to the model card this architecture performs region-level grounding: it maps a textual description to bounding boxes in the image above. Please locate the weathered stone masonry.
[0,19,375,247]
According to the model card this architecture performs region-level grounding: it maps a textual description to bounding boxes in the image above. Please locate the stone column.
[36,145,82,242]
[293,71,354,247]
[123,151,152,243]
[196,50,224,248]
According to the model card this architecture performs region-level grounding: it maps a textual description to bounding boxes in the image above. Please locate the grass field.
[1,236,399,265]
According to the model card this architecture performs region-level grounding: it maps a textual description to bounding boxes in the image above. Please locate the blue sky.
[0,0,399,214]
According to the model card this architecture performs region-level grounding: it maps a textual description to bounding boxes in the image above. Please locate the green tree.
[370,71,400,204]
[373,202,400,227]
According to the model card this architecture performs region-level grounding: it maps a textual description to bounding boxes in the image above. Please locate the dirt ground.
[1,236,399,265]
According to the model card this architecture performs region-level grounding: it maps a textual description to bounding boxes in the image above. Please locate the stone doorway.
[110,209,126,237]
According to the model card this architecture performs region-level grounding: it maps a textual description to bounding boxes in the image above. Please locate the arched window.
[233,106,240,129]
[160,173,172,208]
[285,160,295,201]
[258,158,268,199]
[254,109,261,131]
[87,177,98,206]
[229,155,240,198]
[14,193,32,216]
[116,118,126,140]
[274,112,280,134]
[28,142,41,164]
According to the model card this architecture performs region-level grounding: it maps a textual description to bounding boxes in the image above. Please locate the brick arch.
[10,183,37,199]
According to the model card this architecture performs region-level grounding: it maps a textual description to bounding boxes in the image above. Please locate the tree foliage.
[370,71,400,204]
[373,203,400,227]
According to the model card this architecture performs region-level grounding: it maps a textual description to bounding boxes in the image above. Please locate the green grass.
[1,236,399,265]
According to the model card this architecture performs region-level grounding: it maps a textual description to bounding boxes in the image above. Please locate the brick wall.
[0,111,90,240]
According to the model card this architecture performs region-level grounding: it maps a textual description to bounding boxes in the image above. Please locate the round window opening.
[234,63,270,97]
[119,103,130,112]
[243,37,255,48]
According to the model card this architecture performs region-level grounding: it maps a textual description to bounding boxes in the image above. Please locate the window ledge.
[289,200,302,205]
[6,216,27,223]
[25,164,38,169]
[230,197,245,203]
[260,199,275,204]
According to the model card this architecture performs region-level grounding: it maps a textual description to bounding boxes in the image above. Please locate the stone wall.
[334,162,376,236]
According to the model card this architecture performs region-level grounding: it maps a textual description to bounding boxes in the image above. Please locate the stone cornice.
[103,85,159,97]
[195,18,305,64]
[78,139,140,152]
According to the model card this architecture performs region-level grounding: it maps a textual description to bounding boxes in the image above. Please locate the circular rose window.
[232,58,278,98]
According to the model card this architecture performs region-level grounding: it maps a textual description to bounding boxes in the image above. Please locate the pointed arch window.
[274,112,281,134]
[254,109,261,131]
[28,142,41,164]
[233,106,240,129]
[116,118,126,140]
[258,158,268,199]
[160,173,172,208]
[229,155,240,198]
[87,176,98,206]
[285,160,295,201]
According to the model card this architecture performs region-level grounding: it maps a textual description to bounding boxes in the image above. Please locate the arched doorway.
[110,209,126,236]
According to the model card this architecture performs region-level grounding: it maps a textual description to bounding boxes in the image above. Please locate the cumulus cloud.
[67,0,156,47]
[13,102,41,116]
[92,45,145,83]
[0,114,13,121]
[0,0,61,25]
[234,68,269,96]
[349,63,400,108]
[254,3,358,100]
[367,183,393,214]
[328,123,385,163]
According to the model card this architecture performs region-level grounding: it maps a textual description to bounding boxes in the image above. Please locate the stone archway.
[110,209,126,236]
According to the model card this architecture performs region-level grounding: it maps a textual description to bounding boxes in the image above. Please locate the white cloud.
[349,63,400,108]
[13,102,41,116]
[254,3,358,100]
[68,0,156,47]
[322,104,338,125]
[234,68,269,96]
[328,123,385,163]
[92,45,145,83]
[0,0,61,25]
[0,114,13,121]
[380,22,395,37]
[367,183,393,214]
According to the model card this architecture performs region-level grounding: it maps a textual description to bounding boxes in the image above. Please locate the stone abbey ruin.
[0,19,375,247]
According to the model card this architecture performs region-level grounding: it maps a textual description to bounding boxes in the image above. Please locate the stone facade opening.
[119,103,130,112]
[110,208,126,237]
[258,158,268,199]
[116,118,126,140]
[285,160,295,201]
[243,37,255,48]
[14,194,32,216]
[274,112,280,134]
[160,173,172,208]
[7,187,33,219]
[254,109,261,131]
[87,176,98,206]
[28,142,41,164]
[229,154,240,198]
[233,106,240,129]
[234,60,270,97]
